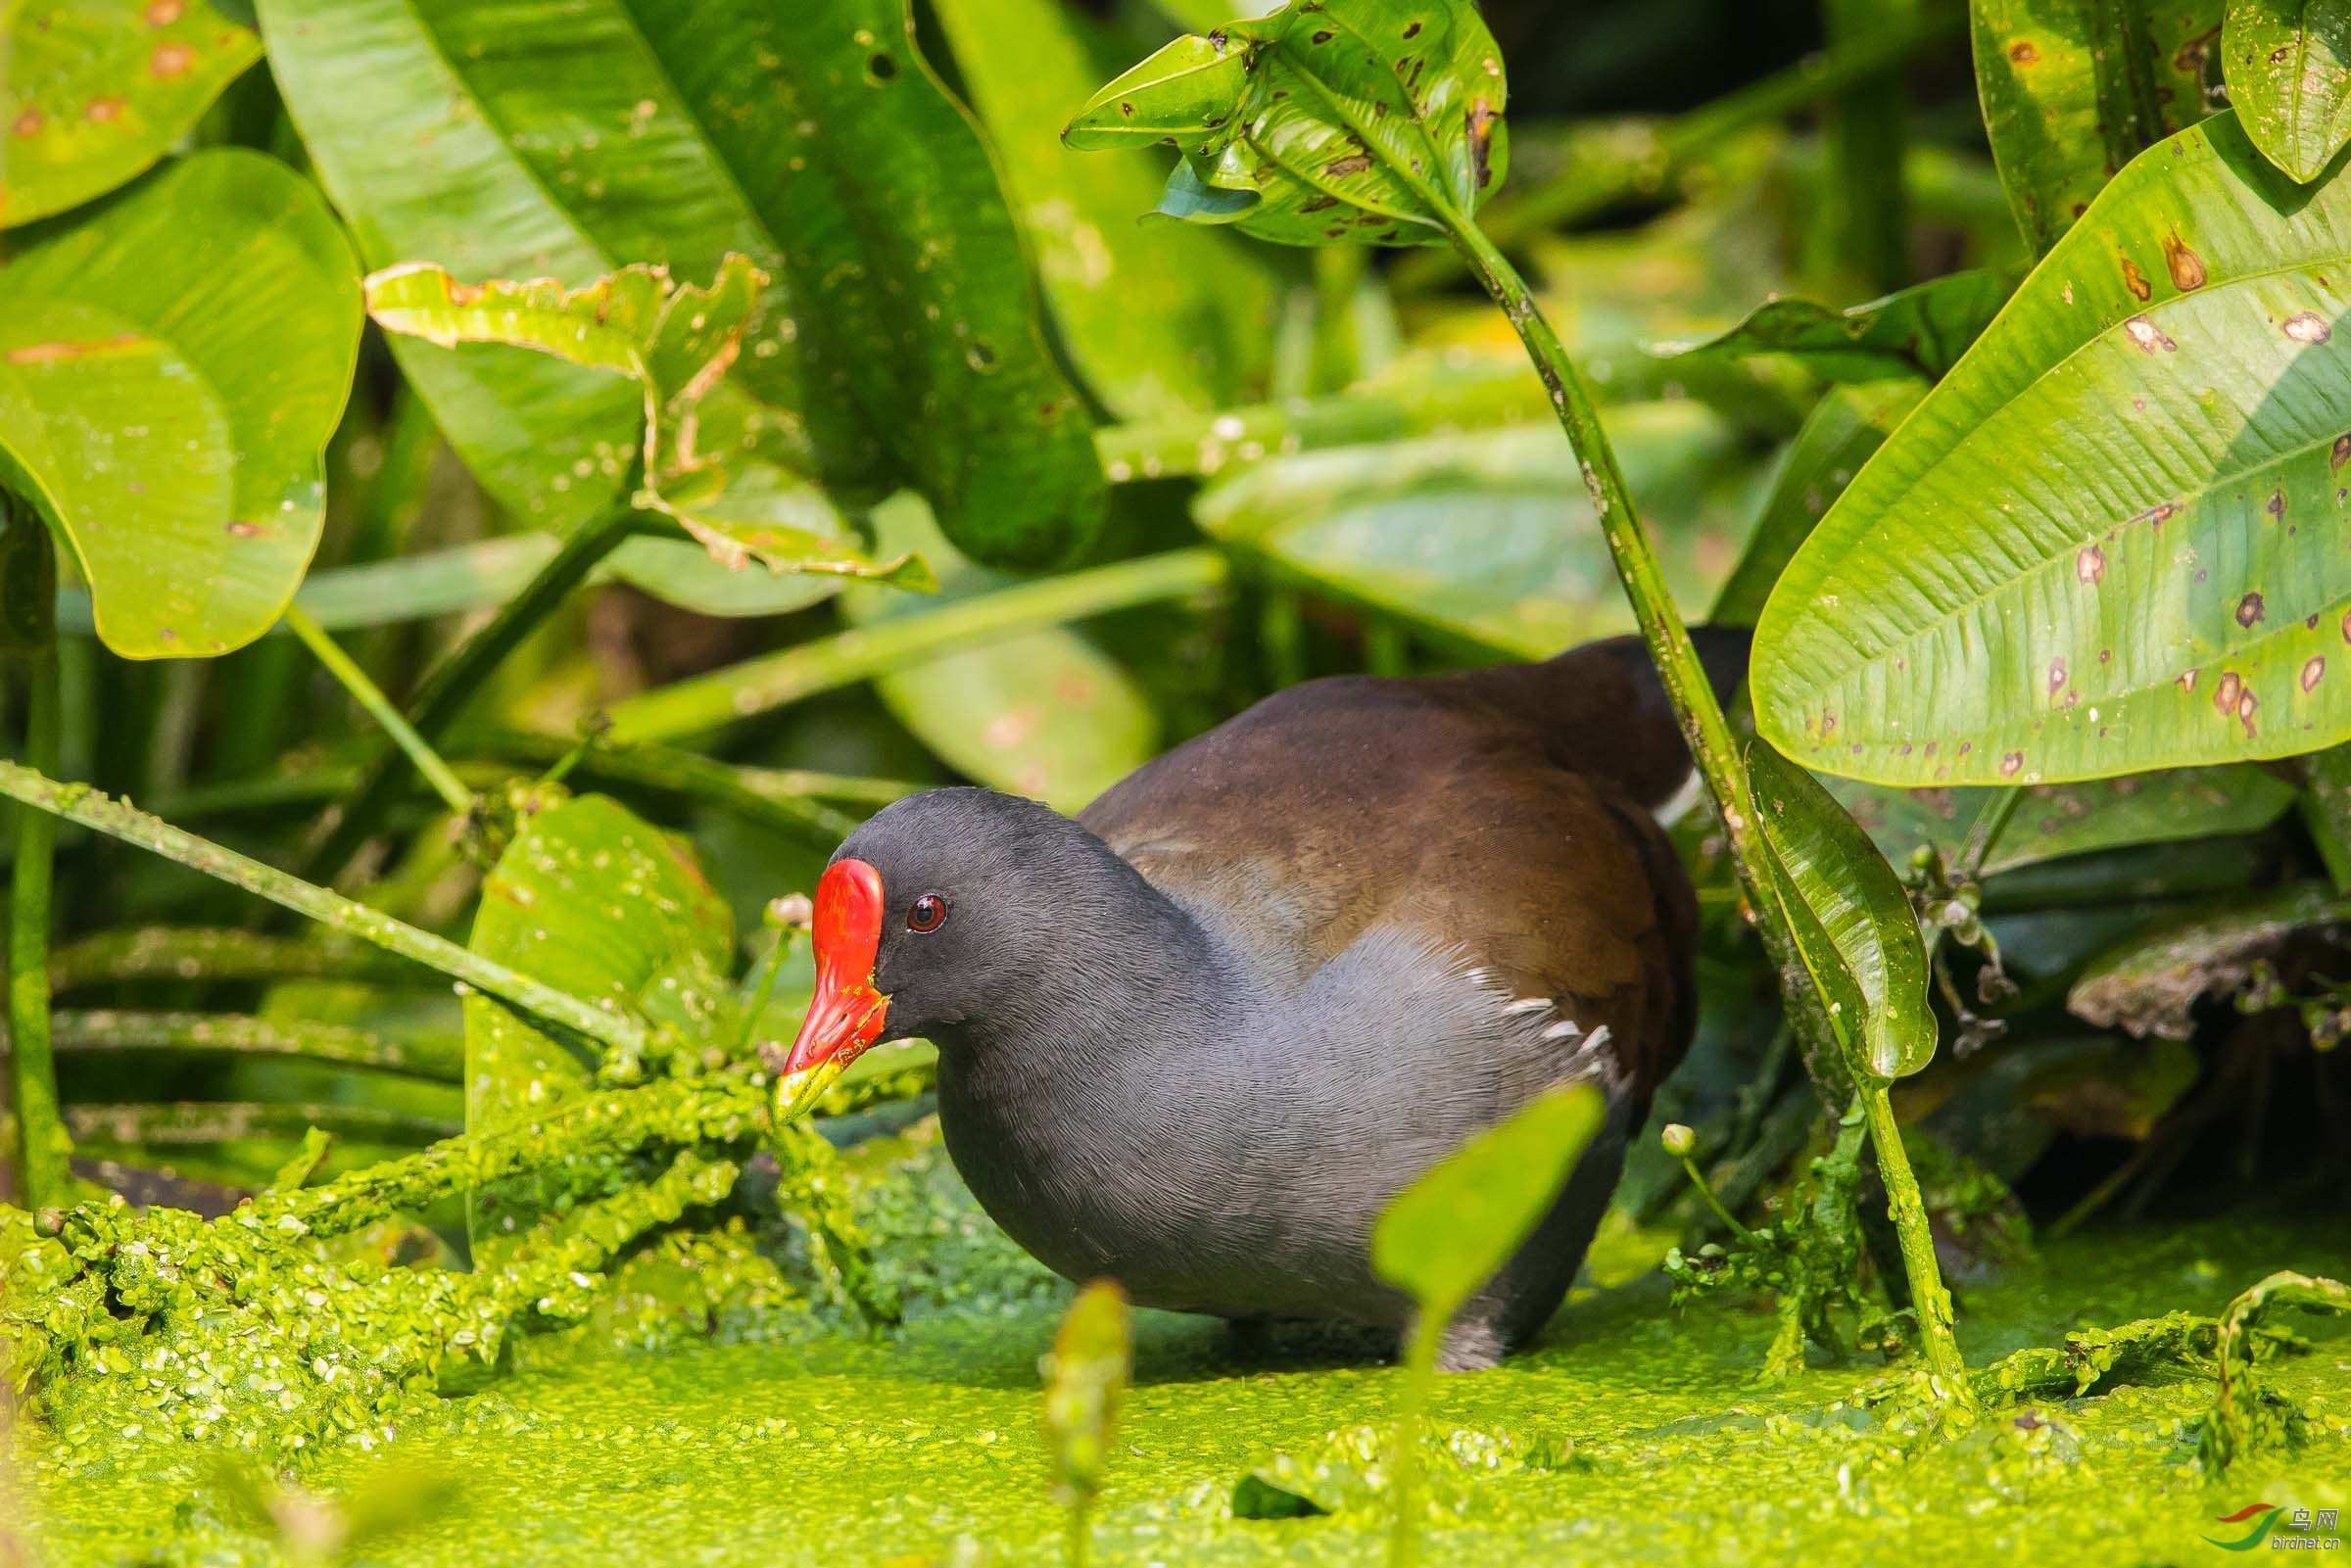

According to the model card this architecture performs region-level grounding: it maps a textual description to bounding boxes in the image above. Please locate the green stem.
[1678,1153,1759,1241]
[608,548,1228,743]
[303,502,639,882]
[42,1009,462,1081]
[470,730,863,845]
[1386,1317,1441,1568]
[0,759,648,1062]
[1953,787,2022,881]
[283,605,475,815]
[67,1100,457,1153]
[1443,215,1971,1391]
[3,500,69,1210]
[48,926,420,992]
[1859,1082,1973,1402]
[1818,0,1916,296]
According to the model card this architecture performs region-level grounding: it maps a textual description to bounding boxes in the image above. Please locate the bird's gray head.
[772,787,1173,1116]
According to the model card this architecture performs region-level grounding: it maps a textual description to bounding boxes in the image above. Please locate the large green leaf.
[1755,114,2351,786]
[1065,0,1508,247]
[1369,1083,1603,1326]
[0,0,262,227]
[841,499,1157,813]
[0,149,360,657]
[1196,404,1755,659]
[261,0,1103,569]
[463,791,739,1259]
[1750,743,1938,1079]
[1970,0,2225,254]
[2223,1,2351,181]
[930,0,1275,416]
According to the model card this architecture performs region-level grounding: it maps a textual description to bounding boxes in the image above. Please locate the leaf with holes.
[1663,271,2014,384]
[1750,743,1938,1079]
[2224,1,2351,181]
[0,149,360,657]
[1064,0,1510,247]
[1754,115,2351,786]
[1969,0,2224,254]
[263,0,1102,569]
[464,791,739,1260]
[0,0,264,228]
[364,259,933,591]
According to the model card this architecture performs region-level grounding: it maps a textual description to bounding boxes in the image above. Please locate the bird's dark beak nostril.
[775,858,890,1120]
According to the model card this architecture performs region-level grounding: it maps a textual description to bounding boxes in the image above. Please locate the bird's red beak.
[774,858,890,1120]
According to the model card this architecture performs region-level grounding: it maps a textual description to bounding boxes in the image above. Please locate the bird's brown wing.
[1079,656,1701,1098]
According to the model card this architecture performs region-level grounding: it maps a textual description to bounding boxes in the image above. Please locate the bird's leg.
[1427,1314,1509,1373]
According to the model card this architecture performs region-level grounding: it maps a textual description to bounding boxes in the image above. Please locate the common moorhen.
[777,630,1747,1367]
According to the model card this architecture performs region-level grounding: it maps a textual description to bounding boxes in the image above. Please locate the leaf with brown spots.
[0,0,260,227]
[1066,0,1508,247]
[1971,0,2225,256]
[2223,0,2351,182]
[0,151,359,657]
[1756,115,2351,784]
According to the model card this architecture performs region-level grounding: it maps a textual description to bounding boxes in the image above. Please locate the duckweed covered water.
[9,1123,2349,1567]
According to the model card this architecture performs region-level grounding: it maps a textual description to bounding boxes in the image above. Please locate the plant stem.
[48,926,422,992]
[0,760,648,1062]
[43,1009,462,1081]
[303,502,639,883]
[1386,1317,1440,1568]
[608,548,1227,743]
[1817,0,1917,296]
[67,1100,457,1153]
[2,500,70,1209]
[1859,1082,1973,1402]
[283,605,475,815]
[1953,787,2023,881]
[1443,215,1970,1393]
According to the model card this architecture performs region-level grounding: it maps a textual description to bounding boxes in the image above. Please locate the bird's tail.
[1440,626,1753,813]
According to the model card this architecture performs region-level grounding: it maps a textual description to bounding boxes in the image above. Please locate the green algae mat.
[9,1136,2350,1568]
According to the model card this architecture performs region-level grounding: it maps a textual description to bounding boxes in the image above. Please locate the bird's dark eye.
[907,894,947,933]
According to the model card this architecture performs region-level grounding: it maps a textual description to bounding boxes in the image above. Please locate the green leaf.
[1370,1082,1604,1325]
[2224,1,2351,180]
[0,0,263,228]
[931,0,1277,416]
[0,149,360,657]
[1710,379,1924,629]
[1750,743,1938,1079]
[1754,114,2351,787]
[1825,763,2298,876]
[1197,404,1754,659]
[841,499,1157,812]
[363,259,934,592]
[1065,0,1510,248]
[463,791,739,1259]
[1663,271,2014,383]
[262,0,1104,570]
[1969,0,2224,253]
[1039,1280,1130,1509]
